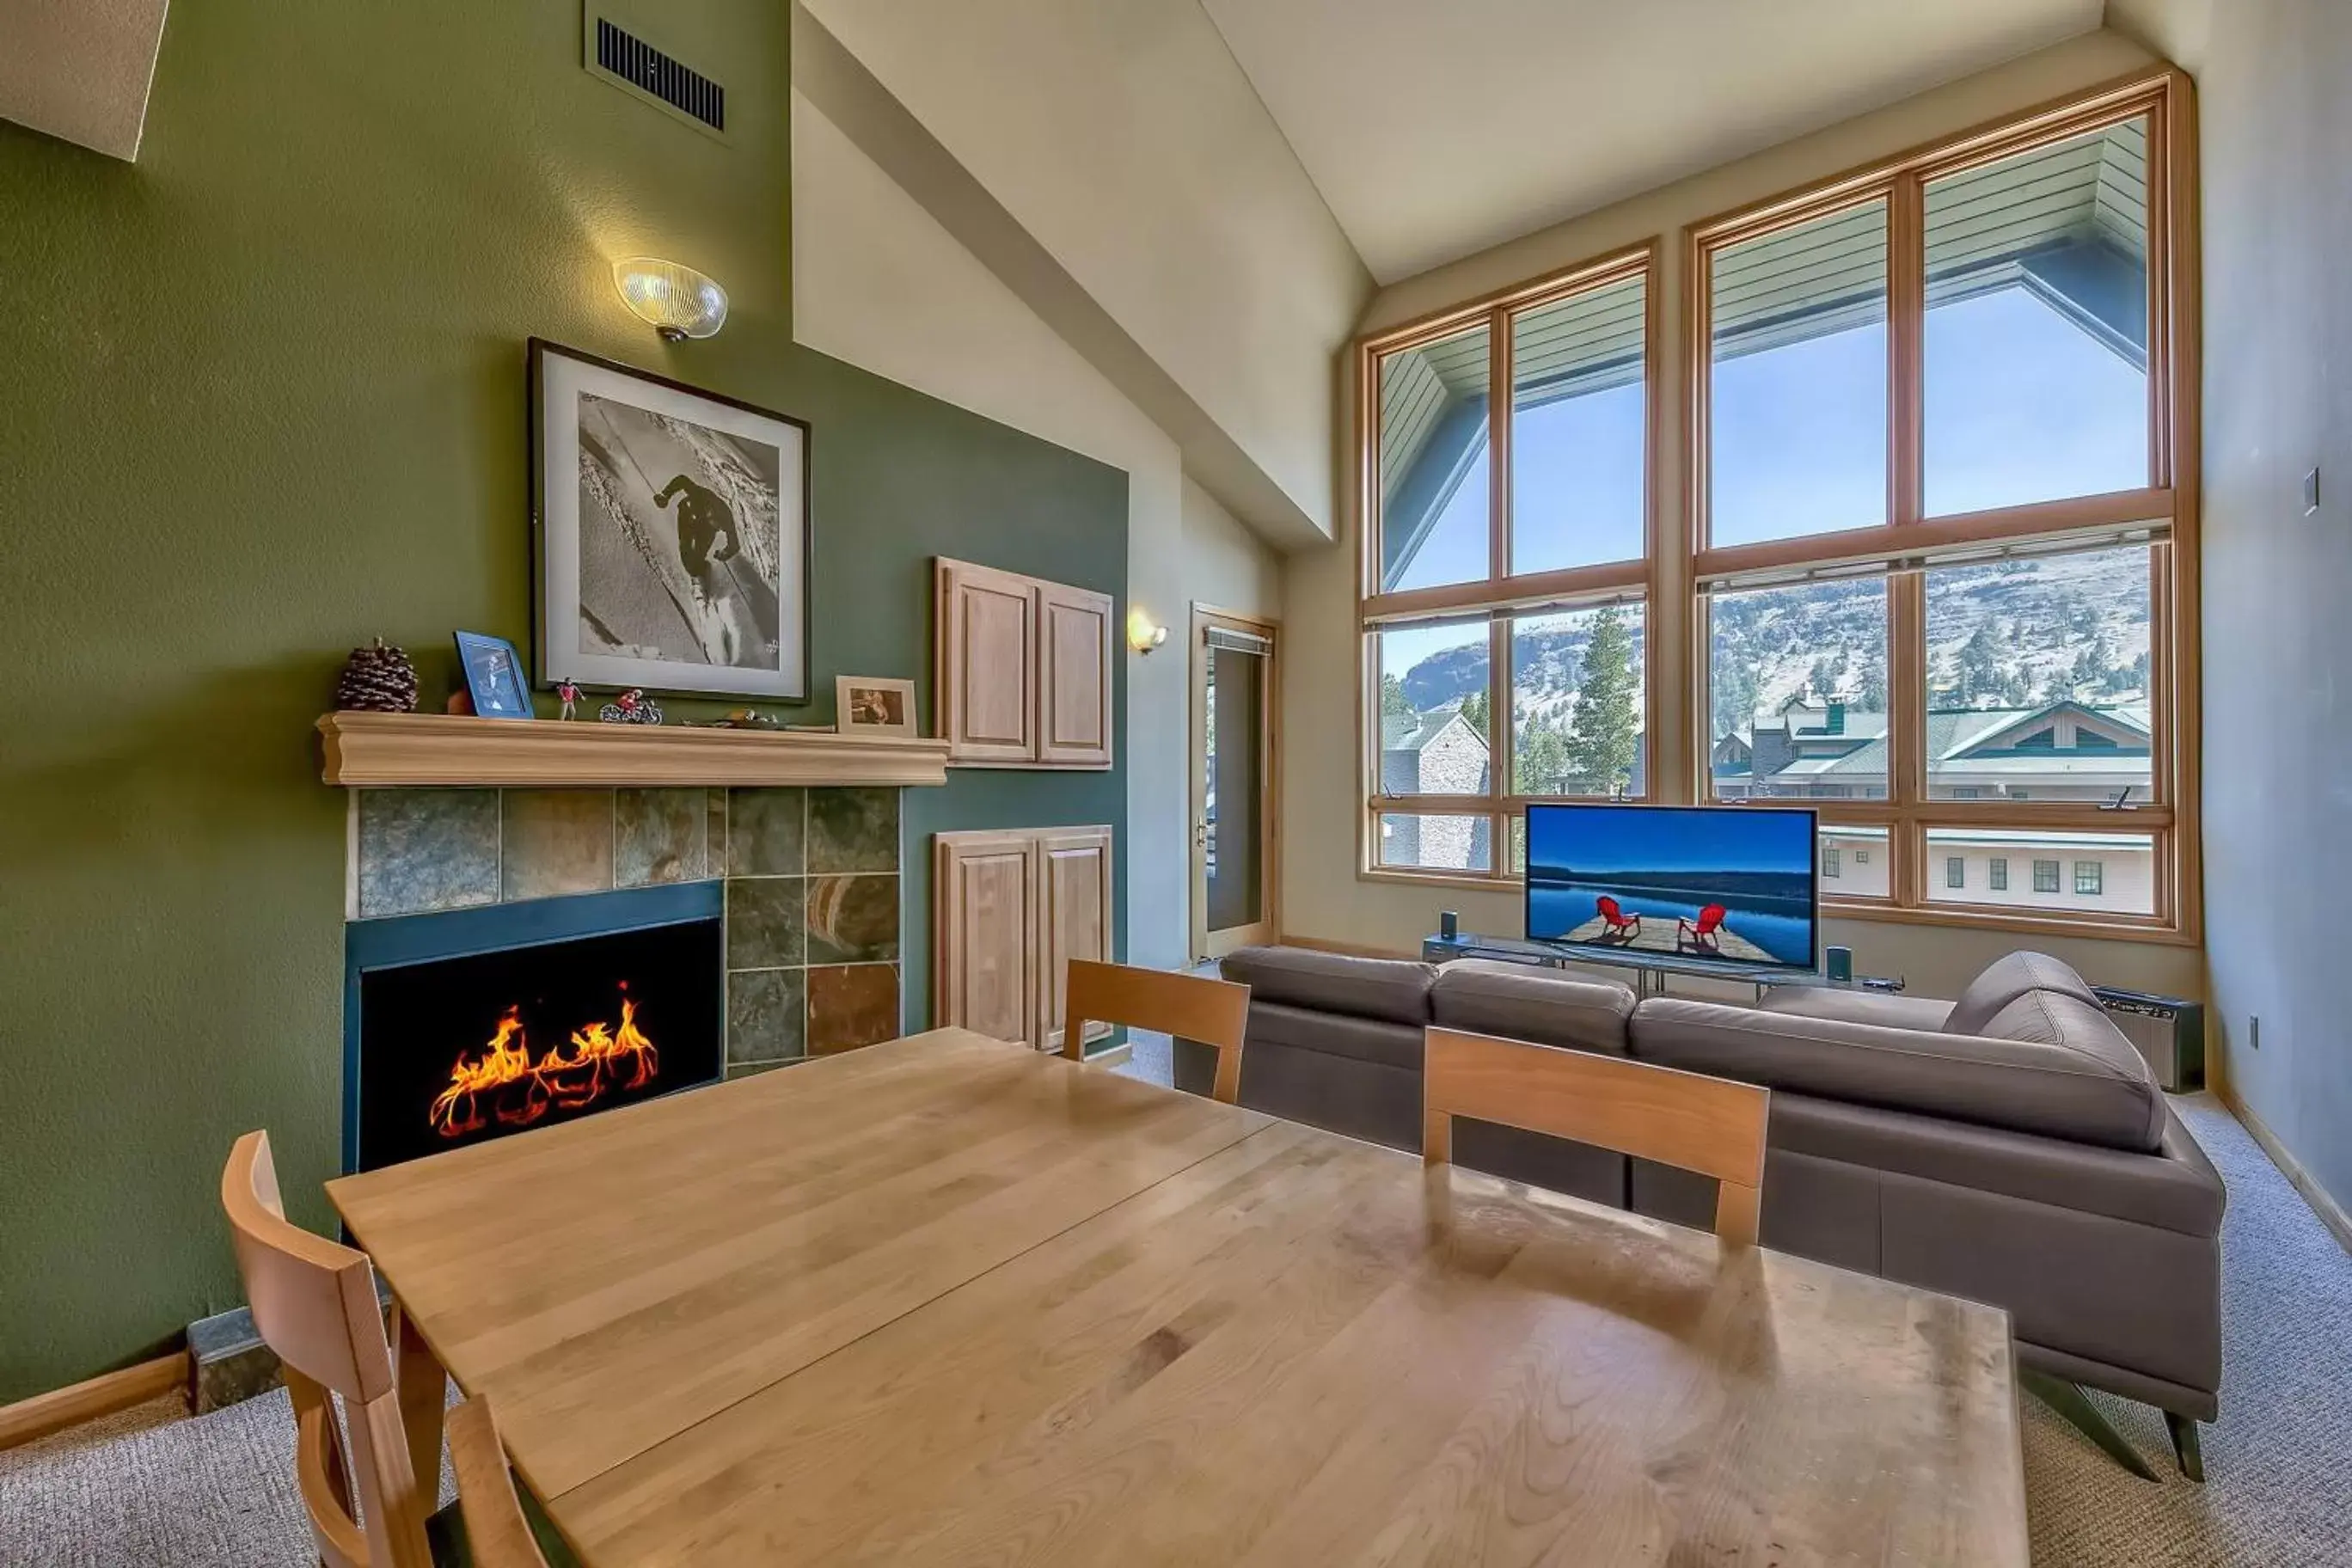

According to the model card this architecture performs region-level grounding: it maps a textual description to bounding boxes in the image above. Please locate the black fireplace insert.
[346,886,723,1173]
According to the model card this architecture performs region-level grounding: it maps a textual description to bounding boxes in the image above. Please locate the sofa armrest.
[1771,1094,2226,1237]
[1630,996,2165,1152]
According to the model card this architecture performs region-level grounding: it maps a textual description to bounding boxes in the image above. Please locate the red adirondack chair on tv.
[1677,903,1728,952]
[1595,896,1641,942]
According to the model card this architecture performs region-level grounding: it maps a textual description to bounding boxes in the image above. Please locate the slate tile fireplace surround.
[345,784,903,1170]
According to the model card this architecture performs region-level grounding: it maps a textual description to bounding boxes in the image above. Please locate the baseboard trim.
[0,1351,189,1453]
[2217,1084,2352,1259]
[1277,933,1420,961]
[1081,1041,1134,1069]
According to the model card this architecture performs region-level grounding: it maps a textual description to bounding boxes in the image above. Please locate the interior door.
[1191,609,1278,962]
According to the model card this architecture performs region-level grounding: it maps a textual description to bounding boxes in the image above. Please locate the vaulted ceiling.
[1200,0,2110,283]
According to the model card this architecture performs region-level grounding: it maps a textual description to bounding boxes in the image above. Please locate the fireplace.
[344,882,723,1173]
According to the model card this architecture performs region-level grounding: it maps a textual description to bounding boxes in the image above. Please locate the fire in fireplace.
[350,897,722,1173]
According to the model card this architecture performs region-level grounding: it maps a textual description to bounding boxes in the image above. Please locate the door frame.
[1190,603,1281,962]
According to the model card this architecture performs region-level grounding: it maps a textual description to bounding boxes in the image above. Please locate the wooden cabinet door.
[1036,826,1114,1052]
[937,560,1038,764]
[933,831,1039,1045]
[1037,583,1114,769]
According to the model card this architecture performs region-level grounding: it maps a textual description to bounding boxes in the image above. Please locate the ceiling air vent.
[585,9,727,140]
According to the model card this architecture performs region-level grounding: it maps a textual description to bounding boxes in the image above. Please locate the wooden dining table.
[328,1026,2030,1566]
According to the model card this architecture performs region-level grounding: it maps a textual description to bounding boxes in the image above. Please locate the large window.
[1357,72,2196,940]
[1691,71,2194,939]
[1360,248,1657,882]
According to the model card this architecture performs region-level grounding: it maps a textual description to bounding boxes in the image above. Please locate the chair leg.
[2020,1369,2158,1480]
[2164,1410,2205,1482]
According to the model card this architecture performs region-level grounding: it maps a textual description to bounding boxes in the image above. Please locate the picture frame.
[453,632,534,720]
[836,675,919,738]
[530,339,812,703]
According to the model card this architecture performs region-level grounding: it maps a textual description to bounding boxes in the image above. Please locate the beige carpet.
[3,1097,2343,1566]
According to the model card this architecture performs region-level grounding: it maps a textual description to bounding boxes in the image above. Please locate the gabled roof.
[1951,701,2150,756]
[1382,708,1481,754]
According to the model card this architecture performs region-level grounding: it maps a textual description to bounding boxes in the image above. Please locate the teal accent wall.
[0,0,1124,1400]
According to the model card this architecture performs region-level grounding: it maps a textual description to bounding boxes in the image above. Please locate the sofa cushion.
[1759,988,1954,1032]
[1944,950,2103,1036]
[1430,961,1634,1055]
[1629,996,2166,1152]
[1218,946,1435,1026]
[1243,999,1425,1074]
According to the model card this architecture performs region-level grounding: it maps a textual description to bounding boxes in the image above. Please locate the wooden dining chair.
[447,1398,554,1568]
[220,1130,551,1568]
[1062,958,1252,1104]
[1421,1028,1771,1246]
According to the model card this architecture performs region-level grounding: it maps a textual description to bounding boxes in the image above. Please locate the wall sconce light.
[1127,608,1169,654]
[613,257,729,341]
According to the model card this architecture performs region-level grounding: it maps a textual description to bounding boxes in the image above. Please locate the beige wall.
[799,0,1370,546]
[1281,28,2204,1002]
[791,90,1283,972]
[2189,0,2352,1213]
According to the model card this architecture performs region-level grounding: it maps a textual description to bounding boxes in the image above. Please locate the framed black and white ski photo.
[530,340,811,702]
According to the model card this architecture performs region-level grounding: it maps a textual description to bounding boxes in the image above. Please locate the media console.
[1420,932,1904,1001]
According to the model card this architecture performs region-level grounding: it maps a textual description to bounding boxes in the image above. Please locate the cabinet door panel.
[1038,584,1113,769]
[933,832,1039,1044]
[937,560,1038,764]
[1037,827,1114,1052]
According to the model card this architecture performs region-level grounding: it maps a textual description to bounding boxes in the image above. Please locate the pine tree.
[1712,658,1758,743]
[1380,673,1415,727]
[1458,689,1491,736]
[1957,621,2003,706]
[1562,605,1640,794]
[1516,712,1571,794]
[1858,652,1889,711]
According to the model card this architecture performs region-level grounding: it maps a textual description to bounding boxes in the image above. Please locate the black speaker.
[1439,910,1459,940]
[1824,945,1853,983]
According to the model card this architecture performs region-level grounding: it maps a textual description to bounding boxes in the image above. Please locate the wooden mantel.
[316,712,952,788]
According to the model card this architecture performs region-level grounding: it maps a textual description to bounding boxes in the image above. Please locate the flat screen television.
[1523,803,1820,974]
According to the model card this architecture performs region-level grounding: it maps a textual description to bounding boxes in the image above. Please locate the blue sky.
[1381,285,2147,678]
[1527,803,1816,878]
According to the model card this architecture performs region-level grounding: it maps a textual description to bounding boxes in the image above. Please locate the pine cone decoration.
[334,638,420,713]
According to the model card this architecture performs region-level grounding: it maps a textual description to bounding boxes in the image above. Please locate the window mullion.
[1890,171,1926,529]
[1488,614,1512,827]
[1488,307,1511,584]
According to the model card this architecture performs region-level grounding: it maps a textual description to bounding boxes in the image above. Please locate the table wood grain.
[329,1029,2028,1567]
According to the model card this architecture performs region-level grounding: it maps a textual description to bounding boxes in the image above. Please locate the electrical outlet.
[2250,1014,2262,1050]
[2306,468,2322,516]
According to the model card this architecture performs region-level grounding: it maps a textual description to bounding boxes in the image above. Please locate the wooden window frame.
[1351,69,2200,946]
[1356,242,1664,890]
[1685,67,2200,945]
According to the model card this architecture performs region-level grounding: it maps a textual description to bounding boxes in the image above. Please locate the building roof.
[1381,708,1473,753]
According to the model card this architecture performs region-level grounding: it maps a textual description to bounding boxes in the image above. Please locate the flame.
[427,989,660,1141]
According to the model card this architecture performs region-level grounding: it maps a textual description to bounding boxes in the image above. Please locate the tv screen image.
[1523,804,1819,972]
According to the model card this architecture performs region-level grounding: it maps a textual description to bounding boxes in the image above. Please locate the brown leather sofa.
[1174,946,2224,1479]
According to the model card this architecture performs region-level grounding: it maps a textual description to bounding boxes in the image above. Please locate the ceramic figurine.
[556,679,583,721]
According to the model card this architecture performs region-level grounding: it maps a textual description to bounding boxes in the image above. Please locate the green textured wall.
[0,0,1125,1401]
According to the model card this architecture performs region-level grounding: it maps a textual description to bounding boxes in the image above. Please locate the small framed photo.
[455,632,534,720]
[836,676,918,738]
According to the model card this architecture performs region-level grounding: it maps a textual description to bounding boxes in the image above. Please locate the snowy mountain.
[1391,550,2153,736]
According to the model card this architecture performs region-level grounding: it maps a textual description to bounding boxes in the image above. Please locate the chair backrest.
[447,1398,552,1568]
[1697,903,1726,934]
[1597,896,1625,922]
[1421,1028,1770,1246]
[221,1130,434,1568]
[1063,959,1252,1104]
